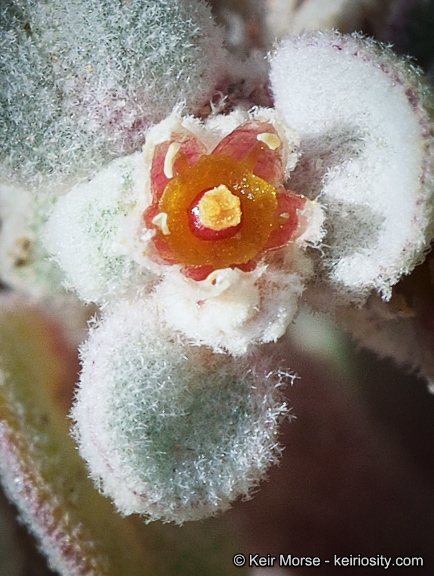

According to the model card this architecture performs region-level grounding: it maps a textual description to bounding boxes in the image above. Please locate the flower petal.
[212,120,285,185]
[264,189,307,251]
[150,131,206,201]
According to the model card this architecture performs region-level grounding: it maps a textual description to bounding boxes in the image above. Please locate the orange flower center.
[155,153,279,270]
[144,136,304,279]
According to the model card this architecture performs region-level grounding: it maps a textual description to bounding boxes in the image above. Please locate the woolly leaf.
[0,0,226,191]
[270,31,434,301]
[73,298,289,523]
[337,250,434,383]
[44,151,155,303]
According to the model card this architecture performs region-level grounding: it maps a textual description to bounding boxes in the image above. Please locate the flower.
[46,107,324,354]
[138,108,325,354]
[142,114,306,280]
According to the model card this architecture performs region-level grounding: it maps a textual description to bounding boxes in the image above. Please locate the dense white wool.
[72,298,288,523]
[0,184,65,297]
[270,31,434,301]
[44,152,156,303]
[0,0,226,191]
[155,250,311,355]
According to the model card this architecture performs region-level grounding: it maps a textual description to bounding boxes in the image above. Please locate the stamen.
[163,142,181,179]
[257,132,281,150]
[152,212,170,235]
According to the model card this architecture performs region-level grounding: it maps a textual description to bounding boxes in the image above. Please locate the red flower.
[144,118,306,281]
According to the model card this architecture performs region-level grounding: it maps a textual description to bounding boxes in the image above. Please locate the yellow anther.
[164,142,181,179]
[152,212,170,235]
[256,132,281,151]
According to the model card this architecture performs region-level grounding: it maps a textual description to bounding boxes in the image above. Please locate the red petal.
[182,265,216,281]
[232,260,257,273]
[212,120,285,185]
[143,204,161,230]
[151,235,179,265]
[182,260,258,281]
[150,130,206,201]
[265,190,306,251]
